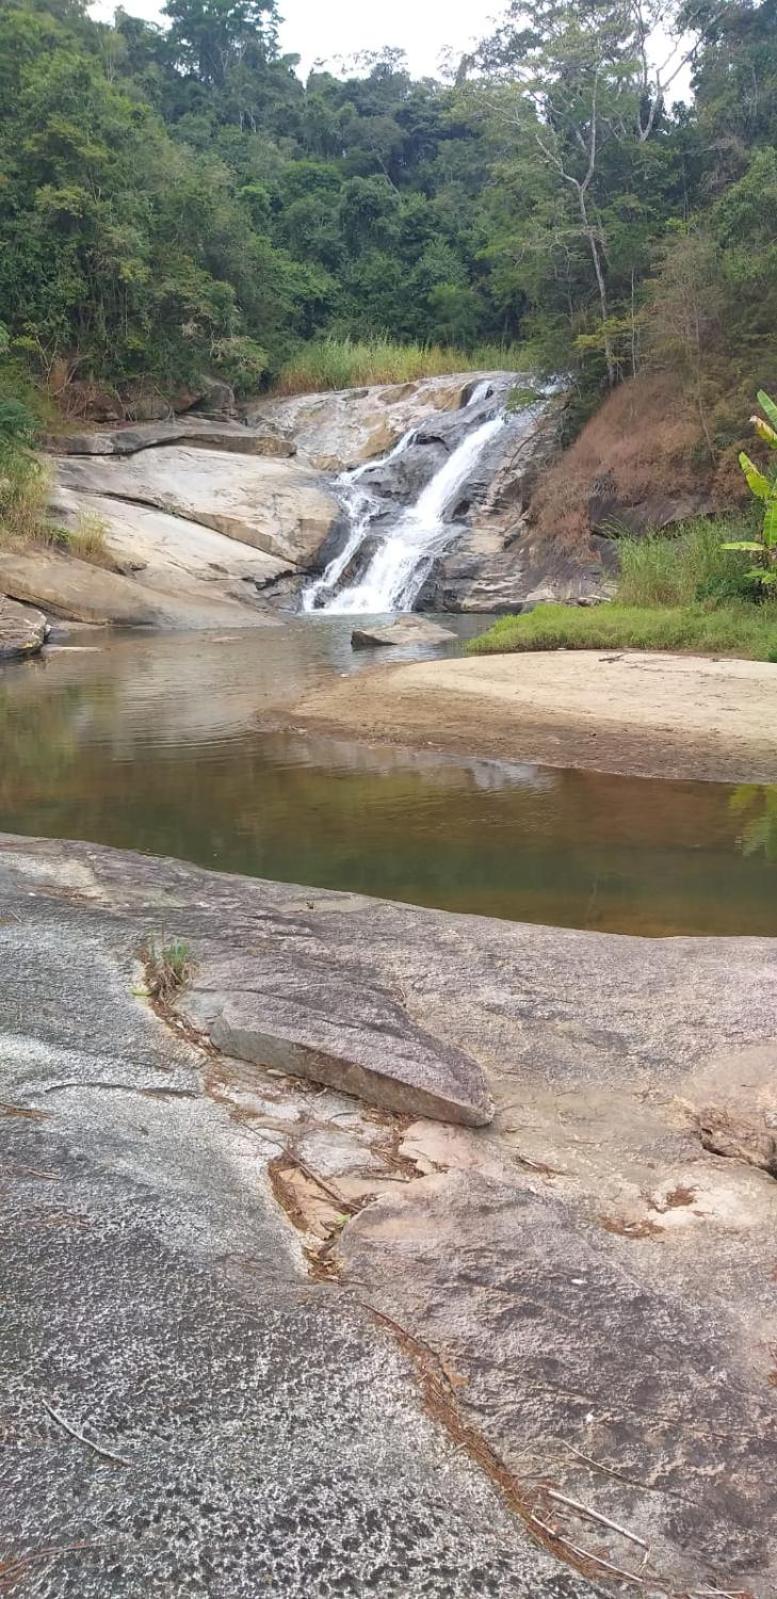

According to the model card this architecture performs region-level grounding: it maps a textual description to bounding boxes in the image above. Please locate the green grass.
[469,515,777,662]
[145,936,193,1003]
[273,336,527,395]
[468,602,777,661]
[615,515,759,607]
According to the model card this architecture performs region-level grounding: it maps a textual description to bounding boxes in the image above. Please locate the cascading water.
[302,380,507,615]
[302,428,417,613]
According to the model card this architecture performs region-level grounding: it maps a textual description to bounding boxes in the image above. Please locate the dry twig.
[42,1400,131,1468]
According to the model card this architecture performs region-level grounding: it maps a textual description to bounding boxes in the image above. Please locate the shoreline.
[285,648,777,784]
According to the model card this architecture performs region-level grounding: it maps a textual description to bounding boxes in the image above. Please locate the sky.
[90,0,491,78]
[90,0,690,99]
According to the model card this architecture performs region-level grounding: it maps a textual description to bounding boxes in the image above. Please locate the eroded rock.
[0,549,281,629]
[47,417,294,459]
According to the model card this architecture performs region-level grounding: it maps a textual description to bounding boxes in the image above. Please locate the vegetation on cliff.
[0,0,773,439]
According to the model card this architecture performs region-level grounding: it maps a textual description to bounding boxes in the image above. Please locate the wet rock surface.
[0,596,48,658]
[246,373,497,472]
[1,838,776,1596]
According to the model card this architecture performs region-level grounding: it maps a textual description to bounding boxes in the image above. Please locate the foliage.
[467,600,777,661]
[721,392,777,588]
[0,0,773,419]
[0,444,50,548]
[274,337,526,395]
[616,518,758,607]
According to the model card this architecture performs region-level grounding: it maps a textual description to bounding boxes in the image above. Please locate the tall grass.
[273,336,527,396]
[616,515,758,607]
[0,447,50,547]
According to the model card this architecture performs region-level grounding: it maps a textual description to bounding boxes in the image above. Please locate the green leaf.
[739,452,771,500]
[721,540,765,552]
[751,568,777,585]
[757,390,777,433]
[764,501,777,547]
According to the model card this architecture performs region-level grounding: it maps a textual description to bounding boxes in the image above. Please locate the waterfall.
[303,381,505,615]
[302,427,417,614]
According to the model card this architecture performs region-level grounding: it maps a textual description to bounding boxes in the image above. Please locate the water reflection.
[731,784,777,862]
[1,623,776,936]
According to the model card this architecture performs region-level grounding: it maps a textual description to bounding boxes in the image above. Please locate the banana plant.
[722,391,777,588]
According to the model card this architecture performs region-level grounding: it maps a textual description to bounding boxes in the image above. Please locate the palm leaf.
[739,452,771,500]
[757,390,777,432]
[764,500,777,546]
[752,416,777,449]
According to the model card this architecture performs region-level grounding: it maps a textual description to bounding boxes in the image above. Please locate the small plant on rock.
[722,391,777,592]
[145,937,193,1003]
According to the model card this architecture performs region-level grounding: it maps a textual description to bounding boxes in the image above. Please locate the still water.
[1,617,775,936]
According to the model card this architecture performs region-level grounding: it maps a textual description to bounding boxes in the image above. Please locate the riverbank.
[2,835,776,1597]
[289,648,777,783]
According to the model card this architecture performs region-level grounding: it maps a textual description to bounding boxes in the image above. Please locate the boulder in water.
[0,595,48,659]
[351,617,457,649]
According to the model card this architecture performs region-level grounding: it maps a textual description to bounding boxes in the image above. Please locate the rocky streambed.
[0,373,611,644]
[2,835,776,1598]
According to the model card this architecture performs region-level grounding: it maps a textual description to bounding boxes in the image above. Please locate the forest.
[0,0,775,439]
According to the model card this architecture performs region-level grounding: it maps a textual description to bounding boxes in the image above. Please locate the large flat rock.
[55,445,340,566]
[0,595,47,659]
[0,548,281,630]
[343,1170,777,1597]
[0,838,569,1598]
[46,417,295,457]
[1,836,775,1597]
[51,486,292,611]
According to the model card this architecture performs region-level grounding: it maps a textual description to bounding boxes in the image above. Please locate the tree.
[162,0,279,88]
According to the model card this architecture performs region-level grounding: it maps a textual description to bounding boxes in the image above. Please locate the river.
[1,616,776,936]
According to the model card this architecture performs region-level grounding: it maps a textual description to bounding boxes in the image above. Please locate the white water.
[305,380,504,615]
[301,428,417,613]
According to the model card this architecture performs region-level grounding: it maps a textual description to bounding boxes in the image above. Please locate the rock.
[190,375,236,419]
[422,522,616,612]
[246,372,518,473]
[55,447,340,567]
[342,1169,777,1598]
[2,835,777,1596]
[183,949,493,1127]
[47,418,295,459]
[351,617,458,649]
[0,838,553,1598]
[0,549,281,630]
[0,595,48,659]
[50,485,292,614]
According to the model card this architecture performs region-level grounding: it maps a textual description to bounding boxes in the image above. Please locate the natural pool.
[1,616,775,936]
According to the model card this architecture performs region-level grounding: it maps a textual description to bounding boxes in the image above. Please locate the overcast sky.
[91,0,689,98]
[90,0,492,77]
